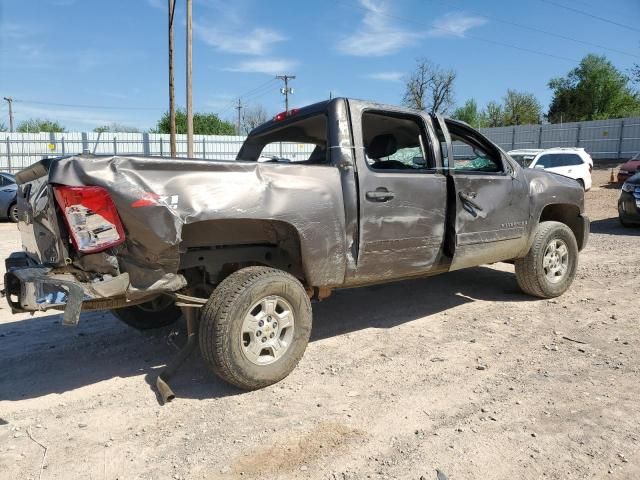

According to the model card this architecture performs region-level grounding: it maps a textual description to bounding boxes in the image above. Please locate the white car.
[509,148,593,191]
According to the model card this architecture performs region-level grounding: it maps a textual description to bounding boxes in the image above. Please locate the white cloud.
[337,0,422,56]
[224,59,297,75]
[427,13,487,38]
[196,25,285,56]
[367,71,404,82]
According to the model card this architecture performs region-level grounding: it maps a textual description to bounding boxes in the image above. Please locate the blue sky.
[1,0,639,131]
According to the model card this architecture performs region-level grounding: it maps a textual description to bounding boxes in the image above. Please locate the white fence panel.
[2,116,640,173]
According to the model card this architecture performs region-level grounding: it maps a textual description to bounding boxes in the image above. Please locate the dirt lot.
[0,168,638,480]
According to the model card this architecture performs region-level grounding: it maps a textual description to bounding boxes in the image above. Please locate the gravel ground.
[0,168,638,480]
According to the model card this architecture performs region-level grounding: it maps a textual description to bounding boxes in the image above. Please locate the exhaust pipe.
[155,306,199,404]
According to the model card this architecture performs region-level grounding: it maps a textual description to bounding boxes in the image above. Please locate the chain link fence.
[2,117,639,173]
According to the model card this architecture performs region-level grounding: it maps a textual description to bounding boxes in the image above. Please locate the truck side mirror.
[534,164,545,170]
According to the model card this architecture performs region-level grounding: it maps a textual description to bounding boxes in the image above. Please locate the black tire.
[514,221,578,298]
[619,215,632,228]
[199,266,312,390]
[577,178,585,190]
[112,295,181,330]
[8,203,18,223]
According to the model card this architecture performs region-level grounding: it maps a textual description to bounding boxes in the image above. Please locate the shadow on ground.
[590,217,640,235]
[0,265,534,403]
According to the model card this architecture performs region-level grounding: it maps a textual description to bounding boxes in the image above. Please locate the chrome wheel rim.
[543,238,569,284]
[241,295,295,365]
[9,205,18,222]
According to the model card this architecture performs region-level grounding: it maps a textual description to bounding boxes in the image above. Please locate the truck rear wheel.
[515,221,578,298]
[112,295,181,330]
[199,266,312,390]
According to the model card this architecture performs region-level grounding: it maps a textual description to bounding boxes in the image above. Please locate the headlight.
[619,170,629,175]
[621,182,637,193]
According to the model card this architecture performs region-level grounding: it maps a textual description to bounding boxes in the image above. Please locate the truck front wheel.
[199,266,312,390]
[515,221,578,298]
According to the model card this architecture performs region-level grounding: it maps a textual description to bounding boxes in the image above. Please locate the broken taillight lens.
[53,185,125,253]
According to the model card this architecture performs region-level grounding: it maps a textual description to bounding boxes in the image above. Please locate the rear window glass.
[536,153,583,168]
[237,114,328,164]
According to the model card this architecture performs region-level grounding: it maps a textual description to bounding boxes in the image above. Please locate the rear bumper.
[4,252,130,326]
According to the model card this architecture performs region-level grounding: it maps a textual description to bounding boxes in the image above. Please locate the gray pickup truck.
[4,98,589,396]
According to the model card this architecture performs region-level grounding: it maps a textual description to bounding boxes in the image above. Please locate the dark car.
[618,152,640,184]
[618,172,640,227]
[0,172,18,222]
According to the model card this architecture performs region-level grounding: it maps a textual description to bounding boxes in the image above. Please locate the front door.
[437,118,530,270]
[347,103,447,284]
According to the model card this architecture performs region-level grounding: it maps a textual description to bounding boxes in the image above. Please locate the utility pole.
[276,75,296,112]
[235,98,242,135]
[186,0,194,157]
[3,97,14,133]
[168,0,177,156]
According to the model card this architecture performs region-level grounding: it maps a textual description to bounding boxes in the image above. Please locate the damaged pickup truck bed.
[4,98,589,393]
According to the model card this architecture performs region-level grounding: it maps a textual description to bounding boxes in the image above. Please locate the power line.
[539,0,640,33]
[235,98,242,135]
[13,99,162,111]
[216,79,280,118]
[426,0,640,59]
[276,75,296,112]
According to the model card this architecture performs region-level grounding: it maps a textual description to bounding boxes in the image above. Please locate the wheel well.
[178,219,305,286]
[539,204,585,249]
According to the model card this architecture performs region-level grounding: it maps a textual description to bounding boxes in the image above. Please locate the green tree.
[547,54,640,123]
[631,63,640,86]
[482,101,504,127]
[452,99,481,127]
[153,109,235,135]
[17,118,66,133]
[502,90,542,126]
[94,122,140,133]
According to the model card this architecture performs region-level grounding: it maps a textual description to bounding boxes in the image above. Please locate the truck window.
[0,174,15,186]
[237,114,329,164]
[447,123,503,173]
[362,112,434,171]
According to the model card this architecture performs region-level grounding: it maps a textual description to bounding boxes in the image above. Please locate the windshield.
[510,154,536,167]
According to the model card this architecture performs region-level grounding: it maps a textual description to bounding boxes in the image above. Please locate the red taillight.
[53,186,125,254]
[273,108,299,121]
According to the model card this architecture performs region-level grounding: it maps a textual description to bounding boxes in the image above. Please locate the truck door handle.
[459,191,483,211]
[366,188,394,202]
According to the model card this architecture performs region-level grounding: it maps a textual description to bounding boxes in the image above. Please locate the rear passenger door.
[347,103,448,284]
[436,119,530,270]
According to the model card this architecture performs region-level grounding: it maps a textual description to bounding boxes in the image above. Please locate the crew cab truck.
[4,98,589,393]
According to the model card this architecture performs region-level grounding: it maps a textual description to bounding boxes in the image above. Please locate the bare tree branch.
[402,58,456,114]
[241,104,268,135]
